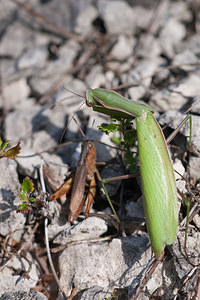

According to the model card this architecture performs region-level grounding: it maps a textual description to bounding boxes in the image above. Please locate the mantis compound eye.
[85,89,94,107]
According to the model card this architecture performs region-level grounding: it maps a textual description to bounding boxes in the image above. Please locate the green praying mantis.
[85,88,187,258]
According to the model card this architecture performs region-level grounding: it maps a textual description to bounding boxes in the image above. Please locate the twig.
[177,266,199,296]
[192,269,200,300]
[12,0,83,43]
[39,46,95,104]
[180,202,200,227]
[39,161,67,300]
[16,139,123,159]
[96,169,120,223]
[112,63,200,91]
[51,235,116,253]
[129,254,164,300]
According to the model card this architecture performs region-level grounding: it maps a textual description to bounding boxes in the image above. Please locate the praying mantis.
[85,88,184,258]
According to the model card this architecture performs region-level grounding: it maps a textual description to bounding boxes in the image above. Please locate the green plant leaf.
[17,177,36,213]
[98,123,119,135]
[4,142,21,159]
[29,197,36,203]
[111,136,121,145]
[17,203,31,213]
[124,129,137,147]
[124,150,133,163]
[0,139,21,159]
[124,151,137,173]
[20,177,34,201]
[128,163,137,174]
[0,138,9,150]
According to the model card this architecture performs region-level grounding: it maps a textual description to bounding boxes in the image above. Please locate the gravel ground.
[0,1,200,299]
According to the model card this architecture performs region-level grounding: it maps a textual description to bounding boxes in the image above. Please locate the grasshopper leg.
[84,177,96,217]
[49,177,73,201]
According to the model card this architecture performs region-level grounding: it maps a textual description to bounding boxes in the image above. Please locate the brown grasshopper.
[49,141,97,222]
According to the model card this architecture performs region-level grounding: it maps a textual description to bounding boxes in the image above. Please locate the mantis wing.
[136,112,179,257]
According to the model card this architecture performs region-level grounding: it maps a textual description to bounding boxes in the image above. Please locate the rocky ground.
[0,0,200,299]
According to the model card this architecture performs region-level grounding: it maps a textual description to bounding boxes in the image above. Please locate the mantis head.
[85,89,96,107]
